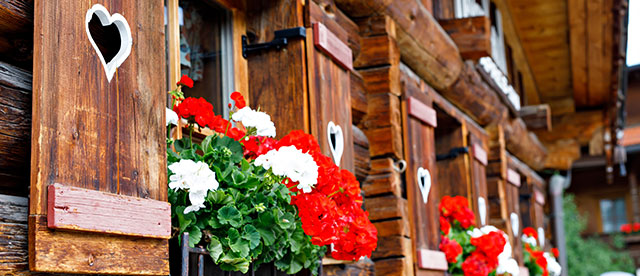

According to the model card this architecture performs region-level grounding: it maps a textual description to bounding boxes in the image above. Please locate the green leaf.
[289,226,306,252]
[242,225,261,249]
[207,237,223,263]
[201,135,215,154]
[218,205,243,227]
[175,206,196,233]
[257,226,276,246]
[219,252,251,273]
[276,211,295,229]
[187,227,202,247]
[215,136,244,162]
[227,228,250,257]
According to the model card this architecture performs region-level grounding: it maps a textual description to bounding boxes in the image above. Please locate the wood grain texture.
[246,0,308,137]
[352,125,370,183]
[374,257,414,276]
[30,0,167,273]
[407,96,437,128]
[0,61,31,196]
[472,143,488,166]
[438,16,491,61]
[354,35,399,69]
[47,183,171,238]
[335,0,464,91]
[29,215,169,275]
[350,71,367,125]
[323,258,374,276]
[503,117,547,171]
[313,22,353,70]
[0,194,28,274]
[0,0,32,35]
[519,104,552,131]
[306,27,355,172]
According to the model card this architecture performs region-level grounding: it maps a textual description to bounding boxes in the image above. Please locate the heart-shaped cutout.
[326,121,344,165]
[510,213,519,236]
[478,197,487,226]
[538,227,545,247]
[85,4,132,82]
[416,167,431,204]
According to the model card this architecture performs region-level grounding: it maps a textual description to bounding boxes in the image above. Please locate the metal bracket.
[242,27,306,58]
[436,147,469,161]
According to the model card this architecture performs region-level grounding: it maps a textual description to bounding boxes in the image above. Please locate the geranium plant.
[439,196,519,276]
[522,227,561,276]
[166,76,377,275]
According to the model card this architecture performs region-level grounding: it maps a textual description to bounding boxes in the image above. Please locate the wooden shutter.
[469,131,490,226]
[402,82,447,273]
[306,22,354,171]
[30,1,168,274]
[505,167,524,263]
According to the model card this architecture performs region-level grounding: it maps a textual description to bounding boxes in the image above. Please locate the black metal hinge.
[436,147,469,161]
[242,27,306,58]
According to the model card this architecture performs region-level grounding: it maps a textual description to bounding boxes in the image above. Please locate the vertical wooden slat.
[167,0,180,90]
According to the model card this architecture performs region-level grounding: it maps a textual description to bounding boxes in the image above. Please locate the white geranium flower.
[168,159,219,214]
[522,234,538,247]
[254,146,318,193]
[496,258,520,276]
[467,225,501,238]
[166,107,179,126]
[231,107,276,137]
[544,252,562,276]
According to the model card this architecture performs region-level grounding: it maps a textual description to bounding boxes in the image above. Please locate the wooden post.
[630,171,640,223]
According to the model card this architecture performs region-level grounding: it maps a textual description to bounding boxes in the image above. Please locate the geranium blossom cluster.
[168,79,377,261]
[522,227,562,276]
[438,196,519,276]
[620,222,640,234]
[246,130,378,260]
[168,159,219,213]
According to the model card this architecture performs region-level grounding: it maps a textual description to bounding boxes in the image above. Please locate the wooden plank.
[519,104,552,131]
[534,188,545,206]
[166,0,180,91]
[0,194,28,274]
[306,27,355,171]
[352,125,370,182]
[621,125,640,146]
[246,0,308,137]
[507,168,521,187]
[360,65,400,96]
[364,195,408,221]
[372,235,412,259]
[374,218,411,238]
[354,35,399,69]
[416,249,448,271]
[31,1,168,273]
[503,118,547,170]
[407,96,437,127]
[29,215,169,275]
[374,257,414,276]
[472,142,488,166]
[313,22,353,70]
[350,71,367,125]
[568,0,588,107]
[0,61,31,196]
[308,0,361,56]
[438,16,491,61]
[47,183,171,239]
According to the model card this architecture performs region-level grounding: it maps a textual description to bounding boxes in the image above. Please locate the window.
[600,198,627,233]
[166,0,234,118]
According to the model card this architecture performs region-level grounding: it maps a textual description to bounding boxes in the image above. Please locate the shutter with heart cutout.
[305,22,355,171]
[401,77,447,274]
[505,154,525,264]
[30,1,168,274]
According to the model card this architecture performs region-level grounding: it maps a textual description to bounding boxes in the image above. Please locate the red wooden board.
[408,96,437,127]
[534,189,545,205]
[47,183,171,239]
[507,169,521,187]
[416,248,448,270]
[472,143,488,166]
[313,22,353,70]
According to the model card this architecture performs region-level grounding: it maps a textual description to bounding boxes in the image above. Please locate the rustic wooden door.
[402,83,447,275]
[30,1,169,274]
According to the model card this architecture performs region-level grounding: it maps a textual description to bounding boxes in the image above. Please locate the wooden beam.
[621,125,640,147]
[335,0,464,91]
[542,139,580,170]
[0,0,32,35]
[568,0,588,107]
[438,16,491,61]
[503,118,547,170]
[519,104,552,131]
[0,194,28,274]
[440,61,508,126]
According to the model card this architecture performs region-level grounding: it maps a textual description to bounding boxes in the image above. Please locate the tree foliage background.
[564,194,635,275]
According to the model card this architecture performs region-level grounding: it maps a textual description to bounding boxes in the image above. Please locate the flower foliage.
[167,89,376,275]
[438,196,519,276]
[522,227,562,276]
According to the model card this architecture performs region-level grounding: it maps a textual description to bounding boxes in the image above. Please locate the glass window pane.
[600,198,627,233]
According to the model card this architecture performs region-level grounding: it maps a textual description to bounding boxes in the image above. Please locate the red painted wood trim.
[47,183,171,239]
[534,189,545,205]
[408,96,437,127]
[507,169,521,187]
[417,249,448,271]
[313,22,353,70]
[472,143,488,166]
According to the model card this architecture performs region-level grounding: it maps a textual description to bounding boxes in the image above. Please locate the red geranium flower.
[177,74,194,88]
[621,223,632,233]
[230,91,246,109]
[461,252,492,276]
[552,247,559,258]
[440,216,451,235]
[633,222,640,232]
[523,227,538,239]
[439,236,462,263]
[470,231,505,269]
[439,196,476,229]
[173,97,213,127]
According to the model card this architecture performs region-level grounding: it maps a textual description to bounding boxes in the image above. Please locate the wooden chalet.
[0,0,628,275]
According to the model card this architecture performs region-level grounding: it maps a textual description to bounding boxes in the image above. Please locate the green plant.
[564,194,635,275]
